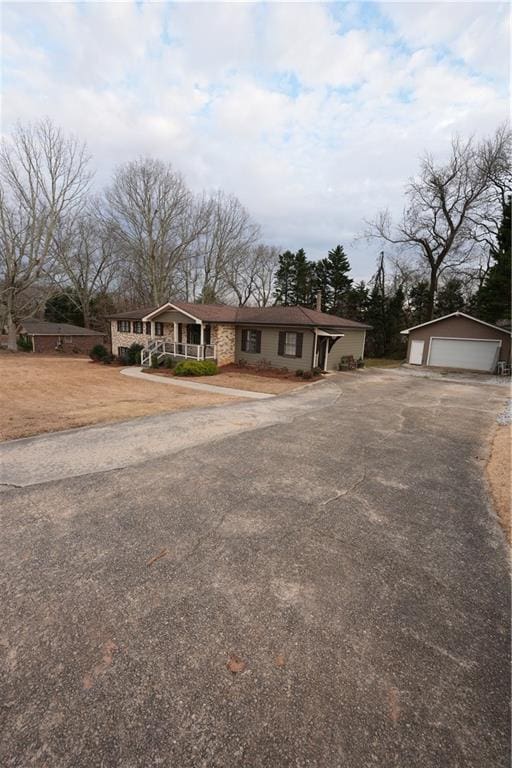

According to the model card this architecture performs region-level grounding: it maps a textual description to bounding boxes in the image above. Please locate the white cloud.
[1,1,509,279]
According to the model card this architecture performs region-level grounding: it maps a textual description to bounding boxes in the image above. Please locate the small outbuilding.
[19,319,105,354]
[401,312,511,373]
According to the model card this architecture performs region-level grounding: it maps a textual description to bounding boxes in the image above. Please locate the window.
[154,322,164,336]
[241,329,261,354]
[278,331,303,358]
[64,336,73,343]
[145,322,151,335]
[133,321,143,334]
[117,320,130,333]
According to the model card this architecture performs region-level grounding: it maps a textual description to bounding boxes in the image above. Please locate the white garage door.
[428,338,500,372]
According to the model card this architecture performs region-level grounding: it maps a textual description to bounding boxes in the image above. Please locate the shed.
[19,319,105,354]
[401,312,511,373]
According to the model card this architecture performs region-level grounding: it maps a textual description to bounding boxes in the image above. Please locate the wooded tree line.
[1,119,510,355]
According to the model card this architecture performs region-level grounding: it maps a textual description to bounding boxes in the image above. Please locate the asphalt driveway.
[0,371,509,767]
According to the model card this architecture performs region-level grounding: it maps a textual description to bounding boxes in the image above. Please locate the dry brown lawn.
[486,423,511,546]
[0,354,243,441]
[147,369,306,394]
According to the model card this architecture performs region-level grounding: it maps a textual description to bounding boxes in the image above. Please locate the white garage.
[427,338,501,372]
[401,312,511,373]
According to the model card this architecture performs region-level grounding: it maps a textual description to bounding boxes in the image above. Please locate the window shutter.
[241,329,246,352]
[295,333,303,358]
[178,323,182,342]
[117,321,121,332]
[255,330,262,353]
[278,332,285,356]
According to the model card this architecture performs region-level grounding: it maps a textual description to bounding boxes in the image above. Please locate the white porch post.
[173,322,178,343]
[199,322,205,359]
[150,321,155,339]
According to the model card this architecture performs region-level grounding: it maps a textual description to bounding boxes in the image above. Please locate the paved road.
[0,371,509,767]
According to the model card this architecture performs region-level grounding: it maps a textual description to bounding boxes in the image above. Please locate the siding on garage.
[236,326,315,371]
[406,315,511,367]
[327,330,366,371]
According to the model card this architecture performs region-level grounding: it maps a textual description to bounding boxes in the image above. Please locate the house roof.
[20,319,103,336]
[115,300,371,330]
[400,311,512,336]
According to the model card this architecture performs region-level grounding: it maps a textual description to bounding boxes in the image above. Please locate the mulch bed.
[219,363,323,381]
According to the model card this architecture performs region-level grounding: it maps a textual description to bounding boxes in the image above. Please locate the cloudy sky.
[1,1,509,279]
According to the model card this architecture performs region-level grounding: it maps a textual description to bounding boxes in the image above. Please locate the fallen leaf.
[275,653,286,668]
[227,654,246,674]
[388,686,400,723]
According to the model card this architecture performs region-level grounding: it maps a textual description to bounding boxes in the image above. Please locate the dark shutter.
[278,331,285,356]
[255,330,262,353]
[178,323,183,342]
[204,325,211,345]
[295,333,303,358]
[117,321,121,332]
[241,329,247,352]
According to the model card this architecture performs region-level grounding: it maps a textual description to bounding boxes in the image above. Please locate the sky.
[1,1,510,280]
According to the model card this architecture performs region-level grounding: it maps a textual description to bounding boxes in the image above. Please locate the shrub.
[102,354,113,365]
[313,367,323,376]
[150,353,159,369]
[174,359,218,376]
[17,335,32,352]
[164,356,176,370]
[295,369,304,377]
[122,342,144,365]
[89,343,109,362]
[302,370,312,380]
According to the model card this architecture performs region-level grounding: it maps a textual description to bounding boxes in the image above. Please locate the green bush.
[302,370,313,380]
[164,356,176,370]
[295,369,304,377]
[89,343,109,362]
[313,367,323,376]
[174,359,218,377]
[150,353,159,369]
[122,342,144,365]
[17,335,32,352]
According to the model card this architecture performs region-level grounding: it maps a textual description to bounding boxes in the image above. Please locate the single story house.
[108,301,371,372]
[18,319,105,354]
[401,312,511,373]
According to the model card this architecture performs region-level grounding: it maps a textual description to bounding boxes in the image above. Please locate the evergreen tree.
[273,250,297,306]
[408,280,431,325]
[294,248,317,306]
[45,290,85,326]
[314,258,331,312]
[435,278,466,316]
[476,196,511,323]
[327,245,353,314]
[344,281,370,322]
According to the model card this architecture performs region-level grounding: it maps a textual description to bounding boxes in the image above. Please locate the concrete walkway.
[120,366,273,399]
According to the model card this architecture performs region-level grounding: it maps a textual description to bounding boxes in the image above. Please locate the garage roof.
[400,312,511,336]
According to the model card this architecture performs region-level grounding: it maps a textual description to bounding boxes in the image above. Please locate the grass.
[364,358,404,368]
[0,353,243,441]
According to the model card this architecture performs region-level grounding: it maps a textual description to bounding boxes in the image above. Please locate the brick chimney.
[316,291,322,312]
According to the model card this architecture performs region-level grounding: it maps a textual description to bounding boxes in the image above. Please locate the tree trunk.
[7,312,17,352]
[426,266,438,320]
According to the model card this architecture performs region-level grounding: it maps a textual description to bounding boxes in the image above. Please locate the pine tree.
[435,278,465,316]
[476,196,511,323]
[273,250,297,306]
[327,245,353,314]
[408,280,431,325]
[344,281,370,322]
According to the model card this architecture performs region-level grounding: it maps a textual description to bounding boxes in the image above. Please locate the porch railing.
[140,338,216,367]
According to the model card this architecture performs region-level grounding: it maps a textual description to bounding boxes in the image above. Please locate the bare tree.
[187,191,259,303]
[0,119,91,349]
[103,158,207,305]
[367,125,511,319]
[52,204,118,327]
[250,244,280,306]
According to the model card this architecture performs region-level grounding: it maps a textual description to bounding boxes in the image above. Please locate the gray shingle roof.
[21,319,104,336]
[109,301,371,329]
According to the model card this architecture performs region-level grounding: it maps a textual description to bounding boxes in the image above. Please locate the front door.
[186,324,201,345]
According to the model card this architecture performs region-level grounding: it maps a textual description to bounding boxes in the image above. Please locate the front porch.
[141,338,216,367]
